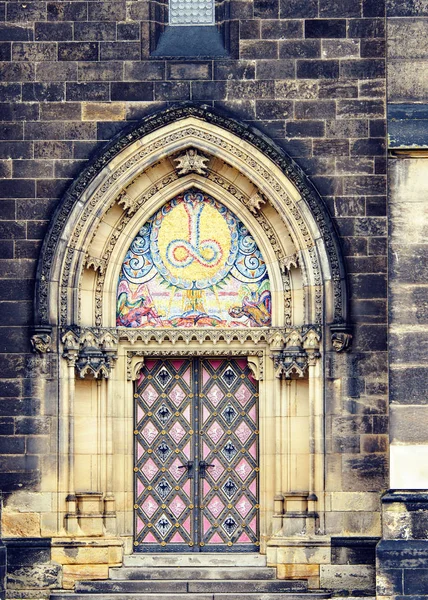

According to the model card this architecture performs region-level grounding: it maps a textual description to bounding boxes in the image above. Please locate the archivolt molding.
[35,104,349,339]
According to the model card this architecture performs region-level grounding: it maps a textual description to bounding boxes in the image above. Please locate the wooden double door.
[134,357,259,552]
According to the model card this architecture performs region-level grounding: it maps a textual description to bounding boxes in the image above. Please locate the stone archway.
[28,104,351,582]
[34,104,349,332]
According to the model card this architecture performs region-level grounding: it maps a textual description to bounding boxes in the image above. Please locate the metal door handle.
[199,460,215,478]
[177,461,194,478]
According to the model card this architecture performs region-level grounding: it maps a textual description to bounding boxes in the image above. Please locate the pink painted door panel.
[134,358,259,552]
[199,358,259,550]
[134,359,194,551]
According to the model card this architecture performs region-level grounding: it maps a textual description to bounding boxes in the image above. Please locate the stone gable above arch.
[34,104,350,347]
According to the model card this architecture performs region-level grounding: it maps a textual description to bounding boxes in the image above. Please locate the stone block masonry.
[0,0,387,595]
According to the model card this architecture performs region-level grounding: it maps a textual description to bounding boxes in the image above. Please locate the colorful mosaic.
[134,358,259,551]
[117,189,271,328]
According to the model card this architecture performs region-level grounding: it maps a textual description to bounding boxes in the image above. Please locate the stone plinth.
[377,490,428,600]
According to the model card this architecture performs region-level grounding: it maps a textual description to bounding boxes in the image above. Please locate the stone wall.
[374,3,428,600]
[386,0,428,490]
[0,0,388,594]
[377,492,428,600]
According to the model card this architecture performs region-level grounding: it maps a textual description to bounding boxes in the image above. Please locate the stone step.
[51,594,331,600]
[76,579,308,594]
[109,567,278,581]
[123,553,267,568]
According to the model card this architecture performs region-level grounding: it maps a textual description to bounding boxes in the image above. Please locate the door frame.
[116,324,322,554]
[60,325,323,555]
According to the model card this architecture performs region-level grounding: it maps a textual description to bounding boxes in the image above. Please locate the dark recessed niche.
[151,26,228,59]
[145,0,237,59]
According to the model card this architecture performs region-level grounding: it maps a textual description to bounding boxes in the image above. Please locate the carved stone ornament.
[174,148,209,176]
[85,255,107,275]
[31,333,52,354]
[62,328,118,378]
[247,192,266,214]
[330,324,353,353]
[331,332,352,353]
[116,190,134,212]
[280,253,299,273]
[273,326,321,379]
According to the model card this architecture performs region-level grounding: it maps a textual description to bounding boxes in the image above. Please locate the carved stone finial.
[85,255,107,275]
[330,324,352,353]
[62,327,118,378]
[116,190,134,212]
[31,333,52,354]
[247,192,266,214]
[174,148,209,176]
[75,345,111,379]
[269,330,286,352]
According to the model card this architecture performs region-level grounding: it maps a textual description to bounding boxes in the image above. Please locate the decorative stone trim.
[126,349,265,381]
[34,104,349,331]
[63,325,318,349]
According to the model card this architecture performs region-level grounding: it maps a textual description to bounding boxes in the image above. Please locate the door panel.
[134,358,259,552]
[200,358,259,550]
[134,359,195,551]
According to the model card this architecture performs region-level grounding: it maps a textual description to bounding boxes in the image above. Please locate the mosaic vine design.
[117,189,271,328]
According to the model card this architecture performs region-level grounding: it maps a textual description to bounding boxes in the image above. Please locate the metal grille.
[169,0,215,25]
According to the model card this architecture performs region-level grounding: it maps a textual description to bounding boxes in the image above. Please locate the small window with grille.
[169,0,214,26]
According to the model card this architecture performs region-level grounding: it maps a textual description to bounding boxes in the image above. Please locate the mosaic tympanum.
[117,189,271,328]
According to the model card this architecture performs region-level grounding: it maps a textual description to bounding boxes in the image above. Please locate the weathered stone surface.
[388,60,428,102]
[7,564,61,590]
[331,537,379,565]
[2,513,41,537]
[62,565,108,590]
[320,564,376,592]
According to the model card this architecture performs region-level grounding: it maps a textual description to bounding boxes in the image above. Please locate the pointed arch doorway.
[32,105,350,564]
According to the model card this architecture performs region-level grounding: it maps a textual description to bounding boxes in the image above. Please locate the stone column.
[61,332,79,534]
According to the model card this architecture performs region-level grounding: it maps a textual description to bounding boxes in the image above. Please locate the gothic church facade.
[0,0,426,599]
